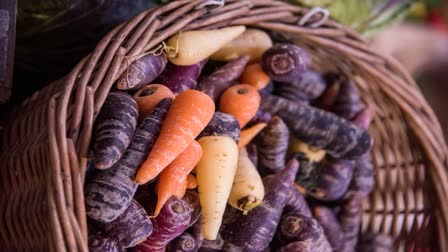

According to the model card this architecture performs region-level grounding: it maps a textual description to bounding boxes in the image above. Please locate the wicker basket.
[1,0,447,251]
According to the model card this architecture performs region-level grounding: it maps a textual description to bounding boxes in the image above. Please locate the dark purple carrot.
[199,234,225,252]
[308,158,356,202]
[98,200,153,249]
[276,212,332,252]
[116,53,167,90]
[247,108,273,127]
[246,143,259,168]
[85,99,171,223]
[257,116,289,175]
[313,206,345,251]
[262,43,311,82]
[88,234,121,252]
[315,80,341,111]
[284,185,312,217]
[331,79,364,120]
[156,60,207,94]
[135,197,193,252]
[182,190,202,227]
[274,70,327,103]
[166,232,199,252]
[197,112,241,143]
[339,196,362,251]
[344,107,375,201]
[260,94,372,159]
[197,56,250,102]
[223,159,299,251]
[192,216,204,248]
[357,232,394,252]
[93,91,138,170]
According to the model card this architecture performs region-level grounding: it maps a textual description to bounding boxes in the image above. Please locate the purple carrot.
[257,116,289,175]
[116,53,167,90]
[284,186,312,217]
[262,44,311,82]
[260,94,372,159]
[197,112,241,143]
[86,99,171,223]
[308,158,356,202]
[331,79,364,120]
[199,234,225,252]
[275,213,332,252]
[192,216,204,248]
[274,70,327,103]
[93,91,138,170]
[156,59,207,94]
[246,143,259,168]
[314,74,342,111]
[197,56,250,102]
[97,200,153,249]
[313,206,345,251]
[339,196,363,252]
[357,232,394,252]
[166,232,199,252]
[223,159,299,251]
[246,108,273,128]
[135,197,193,252]
[88,234,121,252]
[182,190,202,227]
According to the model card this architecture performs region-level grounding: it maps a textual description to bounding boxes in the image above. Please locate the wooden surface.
[0,0,16,104]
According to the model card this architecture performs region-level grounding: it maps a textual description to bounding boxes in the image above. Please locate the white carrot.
[166,26,246,66]
[229,148,265,215]
[196,136,239,240]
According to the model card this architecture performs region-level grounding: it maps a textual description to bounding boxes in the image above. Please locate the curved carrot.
[154,141,202,217]
[134,84,175,121]
[240,63,270,90]
[219,84,261,128]
[238,123,267,149]
[186,174,197,189]
[136,90,215,184]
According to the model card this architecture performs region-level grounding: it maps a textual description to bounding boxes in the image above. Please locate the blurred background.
[1,0,447,139]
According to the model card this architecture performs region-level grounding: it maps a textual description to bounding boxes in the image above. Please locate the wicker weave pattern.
[1,1,447,251]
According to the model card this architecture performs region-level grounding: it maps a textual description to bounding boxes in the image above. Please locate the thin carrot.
[154,141,202,217]
[186,174,197,189]
[136,90,215,184]
[133,84,175,121]
[219,84,261,128]
[238,123,267,149]
[240,63,270,90]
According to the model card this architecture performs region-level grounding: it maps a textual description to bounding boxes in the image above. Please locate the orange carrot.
[238,122,267,149]
[219,84,261,128]
[154,141,202,217]
[133,84,175,121]
[136,90,214,184]
[186,174,197,189]
[173,178,188,199]
[240,63,270,90]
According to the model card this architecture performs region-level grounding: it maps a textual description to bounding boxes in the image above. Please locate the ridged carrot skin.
[219,84,261,129]
[154,141,202,217]
[136,90,215,184]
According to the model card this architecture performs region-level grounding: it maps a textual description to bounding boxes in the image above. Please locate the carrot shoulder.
[154,141,202,217]
[136,90,214,184]
[219,84,261,128]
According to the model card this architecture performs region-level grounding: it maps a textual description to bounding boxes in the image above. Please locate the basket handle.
[196,0,225,9]
[298,7,330,28]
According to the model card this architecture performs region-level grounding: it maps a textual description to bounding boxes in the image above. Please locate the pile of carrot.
[84,25,387,252]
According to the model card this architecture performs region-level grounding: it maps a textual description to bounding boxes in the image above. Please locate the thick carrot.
[238,123,267,149]
[240,63,270,90]
[136,90,215,184]
[186,174,197,189]
[154,141,203,217]
[134,84,175,121]
[219,84,261,128]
